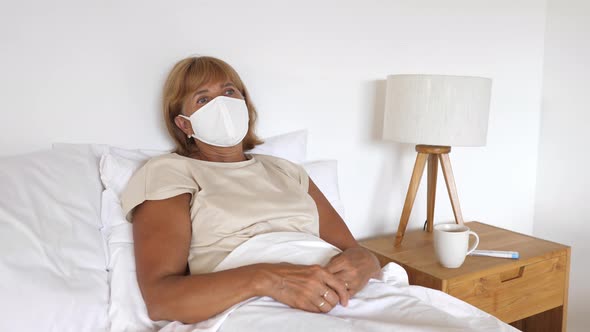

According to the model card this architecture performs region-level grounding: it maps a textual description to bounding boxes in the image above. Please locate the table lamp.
[383,74,492,247]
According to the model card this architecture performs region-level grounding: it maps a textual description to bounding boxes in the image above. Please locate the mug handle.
[466,231,479,255]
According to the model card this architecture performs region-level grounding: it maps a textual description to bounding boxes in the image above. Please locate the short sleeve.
[121,156,199,222]
[295,163,309,192]
[253,154,309,192]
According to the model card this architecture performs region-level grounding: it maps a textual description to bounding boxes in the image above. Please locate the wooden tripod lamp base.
[394,145,465,247]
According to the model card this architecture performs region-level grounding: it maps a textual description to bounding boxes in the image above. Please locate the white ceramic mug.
[434,223,479,268]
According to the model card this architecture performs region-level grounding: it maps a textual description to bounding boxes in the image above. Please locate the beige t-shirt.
[121,153,319,274]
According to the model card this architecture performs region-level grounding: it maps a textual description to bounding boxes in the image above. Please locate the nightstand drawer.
[447,255,567,323]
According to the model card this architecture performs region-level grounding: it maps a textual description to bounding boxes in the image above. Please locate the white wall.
[0,0,546,240]
[534,1,590,331]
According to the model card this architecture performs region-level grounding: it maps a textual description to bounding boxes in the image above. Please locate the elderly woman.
[121,56,381,324]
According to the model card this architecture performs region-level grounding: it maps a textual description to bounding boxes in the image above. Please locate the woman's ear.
[174,116,193,138]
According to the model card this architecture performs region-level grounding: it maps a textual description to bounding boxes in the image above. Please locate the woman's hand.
[258,263,350,313]
[307,178,380,296]
[325,247,381,297]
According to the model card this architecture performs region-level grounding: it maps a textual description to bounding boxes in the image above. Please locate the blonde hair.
[162,56,263,156]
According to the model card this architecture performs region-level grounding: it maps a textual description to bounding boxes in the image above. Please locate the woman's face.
[184,80,244,116]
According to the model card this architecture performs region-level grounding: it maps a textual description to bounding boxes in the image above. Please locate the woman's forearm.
[144,261,352,323]
[144,263,272,323]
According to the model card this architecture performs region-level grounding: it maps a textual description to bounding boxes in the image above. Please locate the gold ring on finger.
[322,290,329,299]
[318,301,326,308]
[345,282,350,289]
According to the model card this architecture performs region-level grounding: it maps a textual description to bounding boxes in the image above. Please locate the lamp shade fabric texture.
[383,75,492,147]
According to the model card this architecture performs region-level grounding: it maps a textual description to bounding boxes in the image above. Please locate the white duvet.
[159,232,518,332]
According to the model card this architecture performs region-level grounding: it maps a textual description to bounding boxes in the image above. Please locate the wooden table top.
[360,221,570,281]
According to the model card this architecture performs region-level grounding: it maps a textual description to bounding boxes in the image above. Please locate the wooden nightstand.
[360,221,570,332]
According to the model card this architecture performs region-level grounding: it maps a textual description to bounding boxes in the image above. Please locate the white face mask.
[179,96,250,147]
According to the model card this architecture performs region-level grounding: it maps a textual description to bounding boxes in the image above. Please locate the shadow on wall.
[371,79,387,142]
[366,79,416,235]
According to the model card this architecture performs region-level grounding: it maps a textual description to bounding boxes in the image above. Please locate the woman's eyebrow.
[192,83,235,99]
[192,88,208,98]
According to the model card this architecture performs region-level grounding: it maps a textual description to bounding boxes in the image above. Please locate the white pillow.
[0,149,109,332]
[303,160,345,218]
[53,128,308,193]
[247,130,307,163]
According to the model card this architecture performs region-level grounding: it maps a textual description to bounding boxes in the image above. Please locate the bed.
[0,130,518,331]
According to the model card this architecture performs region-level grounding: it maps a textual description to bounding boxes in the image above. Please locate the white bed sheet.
[0,149,109,332]
[159,232,518,332]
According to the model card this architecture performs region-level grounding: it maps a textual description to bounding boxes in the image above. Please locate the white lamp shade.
[383,74,492,147]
